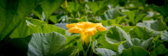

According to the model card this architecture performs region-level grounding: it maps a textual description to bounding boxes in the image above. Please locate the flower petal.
[68,27,82,33]
[85,28,97,36]
[96,23,106,31]
[66,23,76,29]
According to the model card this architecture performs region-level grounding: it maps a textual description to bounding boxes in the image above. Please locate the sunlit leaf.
[10,19,65,39]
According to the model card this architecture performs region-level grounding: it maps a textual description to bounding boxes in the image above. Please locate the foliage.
[0,0,168,56]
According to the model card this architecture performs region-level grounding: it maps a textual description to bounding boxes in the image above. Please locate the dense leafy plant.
[0,0,168,56]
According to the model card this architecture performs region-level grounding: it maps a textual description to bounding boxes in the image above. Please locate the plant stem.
[83,51,87,56]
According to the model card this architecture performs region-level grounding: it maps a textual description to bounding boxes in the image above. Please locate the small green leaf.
[87,1,107,14]
[66,2,81,13]
[32,5,43,20]
[49,15,58,24]
[108,0,119,7]
[79,16,87,22]
[41,0,65,21]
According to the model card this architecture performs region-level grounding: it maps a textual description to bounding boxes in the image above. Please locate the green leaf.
[129,26,161,40]
[93,48,117,56]
[135,14,146,23]
[120,46,149,56]
[32,5,42,20]
[49,15,58,24]
[130,38,154,49]
[101,26,132,52]
[27,32,66,56]
[161,30,168,41]
[101,8,120,20]
[98,30,125,52]
[108,0,119,7]
[119,26,133,33]
[56,46,79,56]
[0,0,40,41]
[87,1,107,14]
[66,35,80,46]
[151,40,168,56]
[124,10,139,25]
[137,20,167,31]
[79,16,87,22]
[106,26,130,43]
[41,0,65,20]
[150,4,168,18]
[66,2,81,13]
[10,19,65,38]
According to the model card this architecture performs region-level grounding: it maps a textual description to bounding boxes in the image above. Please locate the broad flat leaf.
[87,1,107,14]
[41,0,65,19]
[27,32,66,56]
[129,26,160,40]
[98,33,125,52]
[161,30,168,41]
[0,0,40,41]
[10,19,65,38]
[120,46,149,56]
[103,26,132,52]
[137,20,167,31]
[106,26,131,43]
[93,48,116,56]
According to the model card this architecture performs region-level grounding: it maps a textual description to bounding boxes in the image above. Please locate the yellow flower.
[66,22,106,44]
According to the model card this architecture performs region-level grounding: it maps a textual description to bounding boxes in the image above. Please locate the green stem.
[83,51,87,56]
